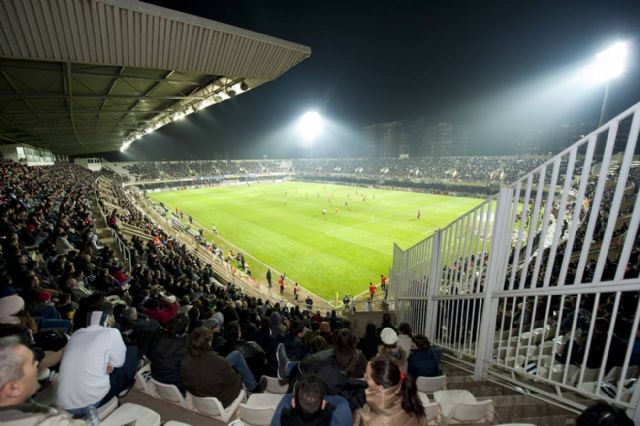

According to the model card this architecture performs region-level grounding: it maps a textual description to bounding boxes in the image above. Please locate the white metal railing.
[392,101,640,421]
[94,178,132,271]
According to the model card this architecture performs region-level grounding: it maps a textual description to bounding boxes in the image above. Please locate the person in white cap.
[378,327,407,373]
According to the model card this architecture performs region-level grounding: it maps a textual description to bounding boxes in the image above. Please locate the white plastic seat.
[164,422,192,426]
[447,399,495,424]
[261,375,288,394]
[135,364,156,396]
[150,378,190,408]
[423,401,443,425]
[237,392,284,426]
[433,389,477,417]
[416,375,448,393]
[189,389,246,422]
[548,363,578,384]
[97,396,119,420]
[100,402,161,426]
[495,424,537,426]
[604,365,640,383]
[570,367,600,386]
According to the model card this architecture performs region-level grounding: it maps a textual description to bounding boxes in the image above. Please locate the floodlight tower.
[297,111,324,157]
[585,42,628,126]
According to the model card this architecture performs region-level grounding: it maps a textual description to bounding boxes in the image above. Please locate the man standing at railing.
[266,269,272,289]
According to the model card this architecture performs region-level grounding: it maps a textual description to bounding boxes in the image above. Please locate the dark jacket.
[182,351,242,408]
[357,335,379,360]
[150,333,188,389]
[407,347,442,378]
[285,334,309,361]
[300,349,367,411]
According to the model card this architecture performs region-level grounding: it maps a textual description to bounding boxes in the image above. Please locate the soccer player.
[369,282,376,300]
[380,274,387,292]
[293,283,300,302]
[279,274,286,296]
[417,209,421,220]
[266,269,272,288]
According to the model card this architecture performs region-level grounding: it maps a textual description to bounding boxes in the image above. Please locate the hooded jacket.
[150,332,188,389]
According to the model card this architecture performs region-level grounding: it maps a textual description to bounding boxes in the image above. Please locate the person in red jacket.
[144,295,178,326]
[369,282,377,300]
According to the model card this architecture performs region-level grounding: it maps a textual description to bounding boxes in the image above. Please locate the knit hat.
[204,317,220,329]
[36,291,52,303]
[380,327,398,345]
[0,295,25,325]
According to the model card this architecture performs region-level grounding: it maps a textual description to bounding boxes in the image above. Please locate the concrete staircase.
[443,361,578,425]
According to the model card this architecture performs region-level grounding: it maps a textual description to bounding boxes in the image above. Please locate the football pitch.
[150,181,483,301]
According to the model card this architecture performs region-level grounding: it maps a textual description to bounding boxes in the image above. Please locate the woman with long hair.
[353,356,427,425]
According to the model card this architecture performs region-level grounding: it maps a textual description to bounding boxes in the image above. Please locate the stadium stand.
[0,0,636,424]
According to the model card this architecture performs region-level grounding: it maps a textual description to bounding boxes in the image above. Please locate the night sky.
[116,0,640,161]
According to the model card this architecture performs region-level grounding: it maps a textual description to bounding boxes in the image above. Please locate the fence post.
[473,188,513,381]
[425,230,441,339]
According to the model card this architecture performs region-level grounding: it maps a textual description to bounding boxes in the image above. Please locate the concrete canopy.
[0,0,311,155]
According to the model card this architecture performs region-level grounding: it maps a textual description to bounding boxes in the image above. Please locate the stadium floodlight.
[585,42,628,85]
[297,111,324,142]
[581,41,630,126]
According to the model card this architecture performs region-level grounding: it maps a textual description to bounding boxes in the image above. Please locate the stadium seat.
[238,405,276,426]
[164,422,192,426]
[433,389,477,417]
[97,396,119,420]
[260,375,288,394]
[446,399,495,424]
[416,375,448,393]
[569,367,600,386]
[188,389,246,422]
[150,379,190,408]
[495,424,537,426]
[548,364,579,384]
[604,365,639,383]
[100,402,161,426]
[135,364,156,396]
[423,401,443,425]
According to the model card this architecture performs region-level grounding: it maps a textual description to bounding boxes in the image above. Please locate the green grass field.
[150,182,483,301]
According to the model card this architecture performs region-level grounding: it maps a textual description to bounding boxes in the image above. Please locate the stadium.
[0,0,639,425]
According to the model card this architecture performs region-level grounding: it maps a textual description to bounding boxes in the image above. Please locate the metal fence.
[392,101,640,421]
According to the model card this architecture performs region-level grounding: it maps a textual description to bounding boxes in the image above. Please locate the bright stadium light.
[580,41,630,126]
[585,41,628,84]
[297,111,324,142]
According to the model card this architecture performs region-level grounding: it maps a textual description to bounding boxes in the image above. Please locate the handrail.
[94,177,132,272]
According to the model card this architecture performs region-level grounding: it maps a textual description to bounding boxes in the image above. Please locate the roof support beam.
[112,70,176,136]
[97,66,125,130]
[63,62,88,151]
[0,92,205,101]
[0,69,48,125]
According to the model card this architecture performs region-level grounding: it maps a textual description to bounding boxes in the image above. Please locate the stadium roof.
[0,0,311,156]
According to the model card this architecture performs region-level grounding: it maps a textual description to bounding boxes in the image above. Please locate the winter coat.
[407,347,442,378]
[353,385,429,426]
[150,333,187,389]
[182,350,242,408]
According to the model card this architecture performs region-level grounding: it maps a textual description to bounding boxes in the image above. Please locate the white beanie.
[380,327,398,345]
[0,295,25,325]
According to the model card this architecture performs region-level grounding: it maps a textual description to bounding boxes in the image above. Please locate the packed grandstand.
[1,0,639,425]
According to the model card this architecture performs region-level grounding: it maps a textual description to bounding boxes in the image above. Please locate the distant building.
[363,121,409,157]
[512,121,597,155]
